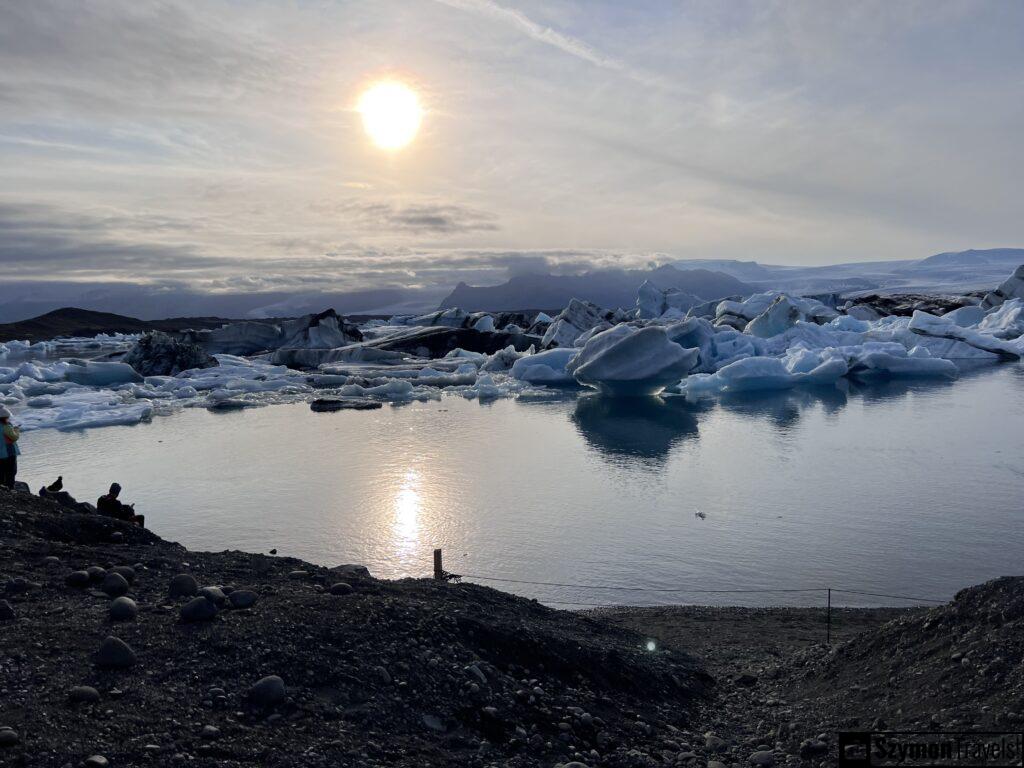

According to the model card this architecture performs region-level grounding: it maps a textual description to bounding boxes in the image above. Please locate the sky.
[2,0,1023,297]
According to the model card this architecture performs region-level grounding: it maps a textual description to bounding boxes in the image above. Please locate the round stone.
[248,675,286,707]
[287,570,309,580]
[201,725,220,739]
[228,590,257,609]
[749,750,775,767]
[69,685,101,703]
[329,582,353,595]
[0,729,18,747]
[101,572,130,597]
[94,636,136,669]
[168,574,198,598]
[110,532,124,543]
[84,756,109,768]
[198,586,226,605]
[180,596,218,623]
[65,570,90,588]
[109,565,136,583]
[109,596,138,621]
[86,566,106,582]
[0,600,14,621]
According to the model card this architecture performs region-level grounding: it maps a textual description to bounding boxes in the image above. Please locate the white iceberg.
[510,348,578,384]
[908,310,1021,361]
[982,264,1024,309]
[541,299,621,348]
[636,280,700,319]
[680,348,847,395]
[567,325,699,396]
[471,314,496,332]
[977,298,1024,339]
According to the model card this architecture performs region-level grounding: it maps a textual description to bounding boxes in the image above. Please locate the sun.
[357,80,423,151]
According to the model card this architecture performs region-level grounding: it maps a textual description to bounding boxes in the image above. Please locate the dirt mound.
[0,488,710,767]
[788,577,1024,731]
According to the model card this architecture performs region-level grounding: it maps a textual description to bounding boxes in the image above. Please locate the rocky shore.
[2,487,1020,767]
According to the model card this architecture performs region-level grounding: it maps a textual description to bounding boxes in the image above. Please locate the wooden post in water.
[826,588,832,644]
[433,549,443,581]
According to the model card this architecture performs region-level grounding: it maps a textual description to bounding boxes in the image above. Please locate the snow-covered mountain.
[673,248,1024,296]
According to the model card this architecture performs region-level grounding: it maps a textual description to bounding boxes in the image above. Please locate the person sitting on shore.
[0,406,20,490]
[97,483,145,527]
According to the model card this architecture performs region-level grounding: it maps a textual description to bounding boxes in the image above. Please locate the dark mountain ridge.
[440,265,753,311]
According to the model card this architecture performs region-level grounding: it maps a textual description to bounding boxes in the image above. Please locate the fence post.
[433,549,443,581]
[826,587,832,644]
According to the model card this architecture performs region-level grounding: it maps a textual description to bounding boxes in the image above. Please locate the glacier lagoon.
[16,362,1024,608]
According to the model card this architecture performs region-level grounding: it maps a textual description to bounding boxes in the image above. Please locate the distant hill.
[0,283,445,324]
[439,266,753,311]
[0,308,236,343]
[910,248,1024,269]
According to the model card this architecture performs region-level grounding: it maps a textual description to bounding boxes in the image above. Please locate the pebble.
[86,566,106,582]
[94,636,137,668]
[65,570,90,588]
[169,574,198,598]
[84,756,109,768]
[288,570,309,580]
[69,685,101,703]
[749,750,775,766]
[248,675,286,707]
[228,590,258,609]
[200,725,220,739]
[0,728,18,747]
[109,596,138,621]
[180,596,219,623]
[110,531,124,543]
[0,599,14,620]
[101,572,131,597]
[329,582,353,595]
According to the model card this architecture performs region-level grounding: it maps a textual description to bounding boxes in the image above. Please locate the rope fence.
[432,549,948,644]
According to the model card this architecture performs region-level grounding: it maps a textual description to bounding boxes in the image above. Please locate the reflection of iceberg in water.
[717,384,849,431]
[571,395,699,463]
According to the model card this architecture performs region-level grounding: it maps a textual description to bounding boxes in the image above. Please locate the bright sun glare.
[358,80,422,151]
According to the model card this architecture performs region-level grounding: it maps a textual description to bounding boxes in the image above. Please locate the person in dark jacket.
[0,406,20,489]
[96,483,145,527]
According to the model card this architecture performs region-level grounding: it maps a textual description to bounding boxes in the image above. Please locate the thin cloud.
[435,0,622,70]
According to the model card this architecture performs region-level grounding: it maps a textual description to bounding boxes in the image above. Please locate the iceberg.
[635,280,700,319]
[839,342,958,378]
[977,299,1024,339]
[716,292,838,331]
[471,314,496,332]
[908,311,1021,361]
[567,325,699,396]
[680,349,847,395]
[982,264,1024,309]
[64,361,143,387]
[510,348,578,384]
[541,299,622,348]
[123,332,218,376]
[744,295,802,338]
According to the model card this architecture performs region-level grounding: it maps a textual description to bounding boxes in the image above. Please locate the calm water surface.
[19,364,1024,608]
